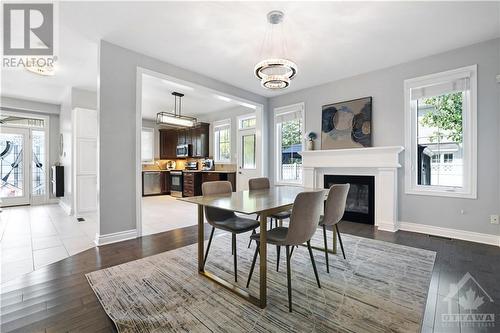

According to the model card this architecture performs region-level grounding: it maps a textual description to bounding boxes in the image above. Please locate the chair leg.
[286,245,292,312]
[248,229,256,248]
[246,243,259,288]
[276,245,281,272]
[232,233,237,282]
[203,227,215,269]
[290,245,295,257]
[307,240,321,289]
[322,225,329,273]
[336,224,346,260]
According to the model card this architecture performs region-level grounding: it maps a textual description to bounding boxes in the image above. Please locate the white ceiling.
[1,1,499,105]
[141,73,252,120]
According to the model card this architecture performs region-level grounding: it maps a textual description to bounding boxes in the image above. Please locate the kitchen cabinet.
[159,123,210,159]
[183,172,202,197]
[159,129,177,159]
[201,172,236,192]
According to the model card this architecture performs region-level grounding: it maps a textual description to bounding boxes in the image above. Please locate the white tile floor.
[141,195,198,235]
[1,204,97,283]
[0,196,198,283]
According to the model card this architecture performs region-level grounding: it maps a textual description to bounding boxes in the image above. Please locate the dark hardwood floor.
[1,222,499,332]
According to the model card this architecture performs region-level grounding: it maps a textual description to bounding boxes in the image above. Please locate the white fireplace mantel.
[301,146,404,232]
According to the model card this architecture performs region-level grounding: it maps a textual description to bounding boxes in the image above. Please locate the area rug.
[86,230,436,333]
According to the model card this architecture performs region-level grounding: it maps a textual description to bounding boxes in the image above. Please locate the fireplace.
[324,175,375,225]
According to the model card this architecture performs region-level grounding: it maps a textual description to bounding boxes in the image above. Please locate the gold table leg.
[259,212,268,309]
[198,204,204,271]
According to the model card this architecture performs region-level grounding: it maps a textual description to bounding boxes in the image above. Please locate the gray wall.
[196,106,256,164]
[99,40,267,236]
[268,38,500,235]
[1,96,61,200]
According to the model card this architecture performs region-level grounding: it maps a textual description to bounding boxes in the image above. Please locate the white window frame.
[238,114,256,130]
[404,65,477,199]
[274,102,305,186]
[141,127,155,164]
[213,118,231,164]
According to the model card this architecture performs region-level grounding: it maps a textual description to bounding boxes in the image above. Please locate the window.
[214,119,231,163]
[242,134,256,169]
[274,103,304,184]
[141,127,154,164]
[404,65,477,198]
[239,116,256,129]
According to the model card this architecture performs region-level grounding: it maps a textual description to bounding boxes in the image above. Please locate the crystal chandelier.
[254,11,297,90]
[156,92,197,127]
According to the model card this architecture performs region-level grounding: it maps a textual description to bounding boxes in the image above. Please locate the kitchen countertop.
[142,169,236,173]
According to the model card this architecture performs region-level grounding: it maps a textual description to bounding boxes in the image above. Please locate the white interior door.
[73,108,98,216]
[236,113,262,191]
[0,127,30,206]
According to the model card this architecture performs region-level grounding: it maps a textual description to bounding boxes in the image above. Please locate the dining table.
[178,185,334,309]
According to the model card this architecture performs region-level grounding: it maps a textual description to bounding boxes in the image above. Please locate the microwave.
[176,144,192,158]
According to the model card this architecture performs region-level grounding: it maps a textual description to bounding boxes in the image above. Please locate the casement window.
[274,103,304,185]
[141,127,154,164]
[404,65,477,198]
[214,119,231,163]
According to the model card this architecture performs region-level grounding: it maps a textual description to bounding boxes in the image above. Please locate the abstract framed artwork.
[321,96,372,149]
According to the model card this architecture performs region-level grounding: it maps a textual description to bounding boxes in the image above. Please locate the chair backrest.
[248,177,270,191]
[322,184,350,226]
[285,190,324,246]
[201,181,235,224]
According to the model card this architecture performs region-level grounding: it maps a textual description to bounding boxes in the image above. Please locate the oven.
[169,171,183,197]
[176,144,192,158]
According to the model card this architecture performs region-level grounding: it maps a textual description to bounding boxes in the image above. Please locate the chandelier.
[156,92,197,127]
[254,11,297,90]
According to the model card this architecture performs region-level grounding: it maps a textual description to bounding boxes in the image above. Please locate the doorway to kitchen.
[136,67,265,237]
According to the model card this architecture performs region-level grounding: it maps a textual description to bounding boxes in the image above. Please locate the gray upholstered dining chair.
[319,184,350,273]
[202,181,260,282]
[246,190,324,312]
[247,177,292,248]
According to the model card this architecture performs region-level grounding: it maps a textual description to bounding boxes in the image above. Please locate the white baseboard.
[376,221,400,233]
[58,200,73,215]
[398,221,500,247]
[47,198,60,204]
[95,229,137,246]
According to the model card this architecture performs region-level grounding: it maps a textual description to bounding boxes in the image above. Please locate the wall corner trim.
[94,229,138,246]
[398,221,500,247]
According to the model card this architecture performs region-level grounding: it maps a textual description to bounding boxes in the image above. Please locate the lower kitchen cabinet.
[201,172,236,192]
[183,172,202,197]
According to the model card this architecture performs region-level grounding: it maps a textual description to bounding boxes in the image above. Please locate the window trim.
[274,102,305,186]
[141,127,155,164]
[238,114,256,130]
[404,65,477,199]
[213,118,232,164]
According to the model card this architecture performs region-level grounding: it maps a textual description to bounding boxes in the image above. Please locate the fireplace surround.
[301,146,404,232]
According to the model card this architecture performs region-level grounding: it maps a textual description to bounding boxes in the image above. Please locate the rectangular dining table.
[179,185,334,309]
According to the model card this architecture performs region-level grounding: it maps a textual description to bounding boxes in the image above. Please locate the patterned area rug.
[86,230,436,333]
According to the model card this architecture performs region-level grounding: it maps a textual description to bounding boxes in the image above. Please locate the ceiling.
[141,73,254,120]
[1,1,499,105]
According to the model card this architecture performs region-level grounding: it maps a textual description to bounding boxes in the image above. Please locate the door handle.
[238,172,242,174]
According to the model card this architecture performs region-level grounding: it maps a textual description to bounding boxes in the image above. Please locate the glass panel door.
[242,134,256,169]
[1,127,30,206]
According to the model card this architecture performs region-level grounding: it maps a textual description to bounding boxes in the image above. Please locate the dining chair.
[246,190,324,312]
[319,183,350,273]
[247,177,292,248]
[202,181,260,282]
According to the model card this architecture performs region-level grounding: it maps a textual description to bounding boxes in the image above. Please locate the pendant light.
[255,10,297,90]
[156,92,197,127]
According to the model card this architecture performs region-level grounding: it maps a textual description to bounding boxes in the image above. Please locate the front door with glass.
[1,127,30,206]
[237,114,262,191]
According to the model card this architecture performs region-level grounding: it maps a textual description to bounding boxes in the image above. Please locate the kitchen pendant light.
[255,10,297,90]
[156,92,197,127]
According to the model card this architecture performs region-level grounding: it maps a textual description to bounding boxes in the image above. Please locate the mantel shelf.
[301,146,404,169]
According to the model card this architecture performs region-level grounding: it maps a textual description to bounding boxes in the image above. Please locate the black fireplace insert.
[324,175,375,225]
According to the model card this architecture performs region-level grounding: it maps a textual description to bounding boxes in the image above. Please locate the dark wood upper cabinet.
[159,129,177,159]
[159,123,210,159]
